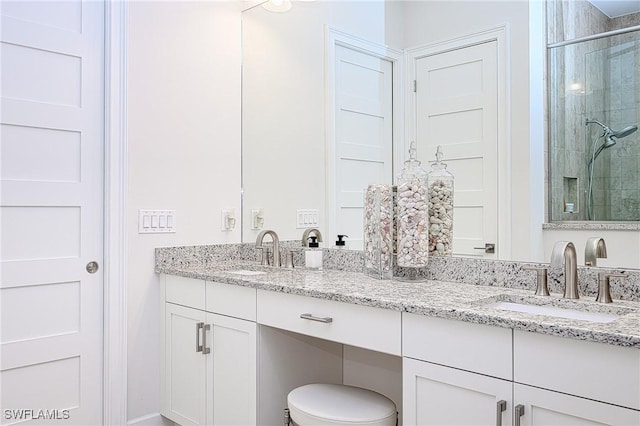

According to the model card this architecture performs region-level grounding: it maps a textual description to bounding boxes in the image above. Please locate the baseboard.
[127,413,174,426]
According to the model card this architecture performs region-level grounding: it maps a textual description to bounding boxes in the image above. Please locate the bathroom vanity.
[157,249,640,426]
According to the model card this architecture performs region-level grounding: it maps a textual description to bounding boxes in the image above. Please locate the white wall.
[404,1,544,262]
[127,2,241,422]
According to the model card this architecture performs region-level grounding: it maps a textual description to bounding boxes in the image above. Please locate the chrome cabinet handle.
[496,400,506,426]
[195,322,204,353]
[202,324,211,355]
[514,404,525,426]
[300,313,333,323]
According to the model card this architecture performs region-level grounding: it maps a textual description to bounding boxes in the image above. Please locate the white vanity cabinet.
[160,275,257,426]
[403,313,640,426]
[403,357,513,425]
[403,314,514,426]
[512,330,639,426]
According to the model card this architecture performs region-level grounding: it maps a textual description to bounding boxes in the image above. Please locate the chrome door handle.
[474,243,496,254]
[496,400,506,426]
[514,404,525,426]
[300,313,333,323]
[195,322,204,352]
[202,324,211,355]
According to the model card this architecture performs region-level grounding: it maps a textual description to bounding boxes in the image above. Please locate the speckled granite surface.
[156,244,640,348]
[543,221,640,231]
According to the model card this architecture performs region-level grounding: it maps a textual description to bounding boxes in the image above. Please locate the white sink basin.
[485,301,620,324]
[228,269,267,276]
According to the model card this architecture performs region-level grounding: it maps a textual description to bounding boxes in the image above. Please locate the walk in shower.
[549,27,640,221]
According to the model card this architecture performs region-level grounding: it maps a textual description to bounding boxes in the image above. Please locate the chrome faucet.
[301,228,323,247]
[551,241,579,299]
[585,237,607,266]
[256,230,281,267]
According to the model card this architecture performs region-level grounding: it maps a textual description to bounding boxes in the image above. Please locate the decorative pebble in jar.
[427,145,454,256]
[396,142,429,268]
[363,184,394,279]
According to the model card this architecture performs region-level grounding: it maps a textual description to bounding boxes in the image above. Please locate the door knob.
[86,261,99,274]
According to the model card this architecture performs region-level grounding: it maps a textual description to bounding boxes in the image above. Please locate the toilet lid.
[287,384,397,426]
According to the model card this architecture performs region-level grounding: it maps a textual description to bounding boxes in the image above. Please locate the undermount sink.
[484,301,621,324]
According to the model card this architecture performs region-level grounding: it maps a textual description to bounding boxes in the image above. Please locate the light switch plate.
[138,210,176,234]
[296,209,319,228]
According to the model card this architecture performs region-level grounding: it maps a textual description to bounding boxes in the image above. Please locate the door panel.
[514,384,640,426]
[403,358,512,426]
[0,2,104,424]
[416,41,498,258]
[332,44,394,249]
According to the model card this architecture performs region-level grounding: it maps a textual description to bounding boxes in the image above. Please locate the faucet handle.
[596,273,626,303]
[523,266,550,296]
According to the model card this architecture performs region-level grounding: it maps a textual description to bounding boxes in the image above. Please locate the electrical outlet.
[251,208,264,229]
[221,209,236,231]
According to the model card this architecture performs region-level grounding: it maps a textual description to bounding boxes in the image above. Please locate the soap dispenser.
[305,236,323,270]
[336,234,349,249]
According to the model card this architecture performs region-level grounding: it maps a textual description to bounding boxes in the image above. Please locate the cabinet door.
[162,303,207,426]
[514,384,640,426]
[206,313,257,425]
[403,357,512,426]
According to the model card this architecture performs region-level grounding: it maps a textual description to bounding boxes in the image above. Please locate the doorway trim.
[405,25,511,259]
[325,26,404,243]
[104,1,128,424]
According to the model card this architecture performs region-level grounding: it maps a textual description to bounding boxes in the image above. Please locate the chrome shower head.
[612,125,638,139]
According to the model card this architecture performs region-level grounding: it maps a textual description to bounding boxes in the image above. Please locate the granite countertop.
[157,260,640,349]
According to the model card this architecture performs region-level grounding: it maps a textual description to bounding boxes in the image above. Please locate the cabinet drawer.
[403,313,512,380]
[514,330,640,410]
[205,281,256,321]
[165,275,205,310]
[257,290,401,355]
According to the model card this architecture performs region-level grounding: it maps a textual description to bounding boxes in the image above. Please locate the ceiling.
[589,0,640,18]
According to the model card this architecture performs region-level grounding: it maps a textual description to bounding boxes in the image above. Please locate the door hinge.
[413,80,417,92]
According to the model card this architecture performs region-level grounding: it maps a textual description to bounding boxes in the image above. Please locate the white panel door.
[0,1,104,424]
[416,41,498,258]
[514,384,640,426]
[403,358,512,426]
[163,304,207,426]
[333,44,393,249]
[207,313,257,426]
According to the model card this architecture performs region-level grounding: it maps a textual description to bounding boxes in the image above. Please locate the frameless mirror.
[547,0,640,222]
[242,0,640,269]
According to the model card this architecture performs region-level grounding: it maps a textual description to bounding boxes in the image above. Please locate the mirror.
[242,0,640,269]
[241,0,404,249]
[547,0,640,222]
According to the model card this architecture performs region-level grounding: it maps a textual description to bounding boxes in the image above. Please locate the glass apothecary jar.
[396,142,429,268]
[363,184,394,279]
[427,145,454,255]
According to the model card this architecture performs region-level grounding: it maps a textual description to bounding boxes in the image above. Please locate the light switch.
[138,210,176,234]
[296,209,319,228]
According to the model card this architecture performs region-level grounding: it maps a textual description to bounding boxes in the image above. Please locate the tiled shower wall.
[548,0,640,221]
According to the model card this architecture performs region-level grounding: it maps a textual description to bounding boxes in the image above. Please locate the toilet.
[285,384,397,426]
